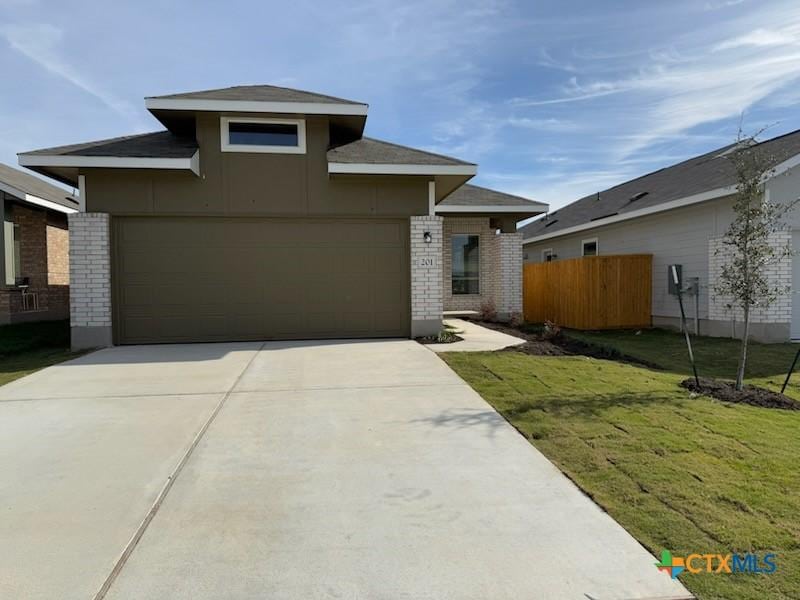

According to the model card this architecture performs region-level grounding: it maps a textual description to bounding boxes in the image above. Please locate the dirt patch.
[476,320,660,368]
[680,377,800,410]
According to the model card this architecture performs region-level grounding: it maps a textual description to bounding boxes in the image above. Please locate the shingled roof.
[327,137,474,166]
[440,183,542,208]
[0,163,77,210]
[147,84,366,107]
[21,131,198,159]
[520,128,800,240]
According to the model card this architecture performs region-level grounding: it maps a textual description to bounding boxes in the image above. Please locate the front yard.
[442,328,800,600]
[0,320,80,386]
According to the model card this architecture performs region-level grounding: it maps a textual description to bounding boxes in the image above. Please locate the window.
[4,221,20,286]
[452,234,480,294]
[541,248,554,262]
[220,117,306,154]
[582,237,598,257]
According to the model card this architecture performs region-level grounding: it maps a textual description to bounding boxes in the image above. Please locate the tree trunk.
[736,307,750,391]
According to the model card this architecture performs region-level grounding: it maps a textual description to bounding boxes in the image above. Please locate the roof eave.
[328,163,477,176]
[19,150,199,174]
[0,180,77,214]
[145,97,369,117]
[436,203,547,216]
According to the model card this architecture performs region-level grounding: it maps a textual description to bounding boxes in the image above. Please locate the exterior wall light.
[423,231,432,244]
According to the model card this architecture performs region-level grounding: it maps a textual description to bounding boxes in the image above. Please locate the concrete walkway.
[426,318,526,352]
[0,340,691,600]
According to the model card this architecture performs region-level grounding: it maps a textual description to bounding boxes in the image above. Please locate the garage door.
[113,217,409,344]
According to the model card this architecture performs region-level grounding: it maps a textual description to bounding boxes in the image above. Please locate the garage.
[112,217,409,344]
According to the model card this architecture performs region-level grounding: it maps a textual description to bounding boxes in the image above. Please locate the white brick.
[68,213,112,328]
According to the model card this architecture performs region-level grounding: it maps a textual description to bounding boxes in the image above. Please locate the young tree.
[715,130,797,390]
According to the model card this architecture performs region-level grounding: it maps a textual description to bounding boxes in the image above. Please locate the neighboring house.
[520,129,800,343]
[0,163,77,325]
[19,85,545,349]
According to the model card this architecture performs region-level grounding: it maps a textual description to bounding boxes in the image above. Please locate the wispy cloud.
[713,27,800,51]
[508,5,800,165]
[1,23,137,118]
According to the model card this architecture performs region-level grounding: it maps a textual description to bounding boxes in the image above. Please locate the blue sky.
[2,0,800,214]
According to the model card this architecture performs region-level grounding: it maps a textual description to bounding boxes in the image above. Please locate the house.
[0,163,77,325]
[519,129,800,342]
[19,85,545,349]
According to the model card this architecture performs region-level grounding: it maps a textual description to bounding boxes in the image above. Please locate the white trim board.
[328,163,477,176]
[436,204,547,214]
[220,116,306,154]
[523,185,737,245]
[0,180,77,214]
[19,151,201,177]
[145,97,369,116]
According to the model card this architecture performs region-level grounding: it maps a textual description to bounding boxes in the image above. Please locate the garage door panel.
[114,217,409,343]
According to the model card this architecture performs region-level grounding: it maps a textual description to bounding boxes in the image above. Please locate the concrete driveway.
[0,340,691,600]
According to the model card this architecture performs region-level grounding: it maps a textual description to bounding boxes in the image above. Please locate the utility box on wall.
[668,264,682,295]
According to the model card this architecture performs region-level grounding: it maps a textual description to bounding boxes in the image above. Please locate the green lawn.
[0,320,83,386]
[441,329,800,600]
[569,328,800,397]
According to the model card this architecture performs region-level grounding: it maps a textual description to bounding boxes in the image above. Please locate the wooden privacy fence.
[523,255,652,329]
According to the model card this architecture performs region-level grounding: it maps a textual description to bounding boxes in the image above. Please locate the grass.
[0,320,83,387]
[568,328,800,396]
[441,328,800,600]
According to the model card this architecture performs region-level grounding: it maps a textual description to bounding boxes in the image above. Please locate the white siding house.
[521,132,800,343]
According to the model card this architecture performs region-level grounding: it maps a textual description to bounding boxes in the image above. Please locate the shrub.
[542,320,561,340]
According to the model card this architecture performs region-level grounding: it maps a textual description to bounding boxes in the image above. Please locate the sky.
[1,0,800,216]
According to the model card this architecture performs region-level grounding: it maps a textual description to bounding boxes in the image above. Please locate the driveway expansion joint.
[91,343,266,600]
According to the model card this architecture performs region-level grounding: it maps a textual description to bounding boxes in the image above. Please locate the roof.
[21,131,198,159]
[147,84,366,106]
[440,183,541,207]
[520,128,800,241]
[0,162,77,210]
[327,137,474,166]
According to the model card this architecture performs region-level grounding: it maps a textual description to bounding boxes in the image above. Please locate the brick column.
[495,232,523,320]
[69,213,112,350]
[410,215,443,337]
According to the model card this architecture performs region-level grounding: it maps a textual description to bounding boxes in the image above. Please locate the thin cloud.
[713,27,799,51]
[1,23,137,119]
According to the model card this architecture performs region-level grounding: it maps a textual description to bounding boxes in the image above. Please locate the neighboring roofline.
[18,150,200,176]
[0,180,77,214]
[328,163,477,176]
[523,145,800,246]
[770,151,800,179]
[145,97,369,116]
[22,193,78,214]
[523,185,736,245]
[436,204,547,214]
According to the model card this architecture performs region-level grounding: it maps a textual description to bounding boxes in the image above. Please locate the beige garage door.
[113,217,409,344]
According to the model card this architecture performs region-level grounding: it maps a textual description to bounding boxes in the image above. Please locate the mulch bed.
[680,377,800,410]
[475,320,660,368]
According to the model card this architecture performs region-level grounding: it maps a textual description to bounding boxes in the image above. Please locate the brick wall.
[442,217,523,319]
[442,217,499,312]
[496,232,523,317]
[410,215,443,333]
[1,204,70,321]
[708,231,792,324]
[69,212,111,330]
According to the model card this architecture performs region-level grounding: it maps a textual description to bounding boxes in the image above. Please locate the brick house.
[19,85,546,348]
[0,163,78,325]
